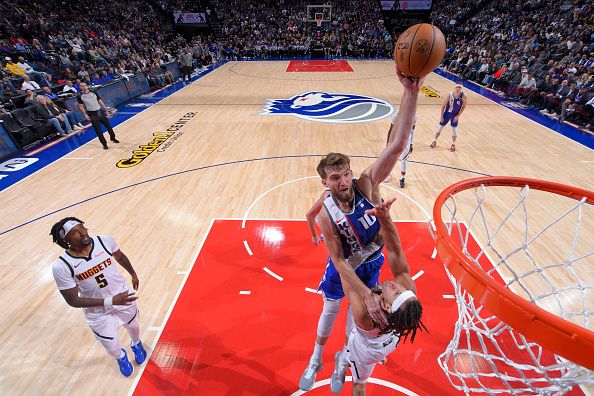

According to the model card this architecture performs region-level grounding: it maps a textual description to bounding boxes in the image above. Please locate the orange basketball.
[394,24,446,78]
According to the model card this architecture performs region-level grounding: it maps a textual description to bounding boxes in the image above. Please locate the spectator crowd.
[434,0,593,131]
[0,0,592,151]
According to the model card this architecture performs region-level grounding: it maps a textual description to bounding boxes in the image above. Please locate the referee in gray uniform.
[77,82,119,149]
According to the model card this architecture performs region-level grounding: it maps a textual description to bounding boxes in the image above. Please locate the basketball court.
[0,60,592,395]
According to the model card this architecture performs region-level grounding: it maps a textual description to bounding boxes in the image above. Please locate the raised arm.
[306,190,330,245]
[317,209,388,327]
[365,198,416,293]
[359,68,425,192]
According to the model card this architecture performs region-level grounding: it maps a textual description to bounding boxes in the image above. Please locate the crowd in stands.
[0,0,218,148]
[213,0,392,59]
[435,0,594,131]
[0,0,592,150]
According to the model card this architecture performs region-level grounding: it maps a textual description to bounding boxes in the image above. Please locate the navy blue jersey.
[443,92,464,116]
[323,179,383,267]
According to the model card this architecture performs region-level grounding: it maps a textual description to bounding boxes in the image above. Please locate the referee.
[77,83,119,149]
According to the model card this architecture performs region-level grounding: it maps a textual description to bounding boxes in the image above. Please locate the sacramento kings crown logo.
[260,91,394,123]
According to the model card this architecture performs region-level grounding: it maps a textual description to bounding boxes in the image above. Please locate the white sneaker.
[299,357,322,391]
[76,123,85,128]
[330,351,349,394]
[383,174,393,183]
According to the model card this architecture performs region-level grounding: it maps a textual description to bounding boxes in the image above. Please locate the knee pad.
[317,298,341,338]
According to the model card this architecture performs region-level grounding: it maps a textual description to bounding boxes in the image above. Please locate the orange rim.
[433,176,594,370]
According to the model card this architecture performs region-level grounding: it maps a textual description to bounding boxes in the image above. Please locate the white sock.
[131,339,141,347]
[116,349,125,360]
[312,342,324,361]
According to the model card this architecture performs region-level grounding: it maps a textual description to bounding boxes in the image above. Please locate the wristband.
[104,297,113,307]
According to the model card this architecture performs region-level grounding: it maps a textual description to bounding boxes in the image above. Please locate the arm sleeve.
[76,95,83,104]
[94,91,102,100]
[52,261,77,290]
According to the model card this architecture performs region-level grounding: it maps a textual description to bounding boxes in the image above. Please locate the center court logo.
[260,91,394,123]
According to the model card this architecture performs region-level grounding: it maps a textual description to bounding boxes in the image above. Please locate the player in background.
[429,83,466,152]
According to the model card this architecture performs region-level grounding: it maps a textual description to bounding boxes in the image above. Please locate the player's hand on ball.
[113,291,138,305]
[396,67,426,92]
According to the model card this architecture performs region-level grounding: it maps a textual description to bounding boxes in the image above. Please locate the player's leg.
[331,329,354,394]
[399,144,411,188]
[331,255,383,393]
[431,116,448,148]
[117,304,147,365]
[300,258,344,391]
[450,118,458,151]
[89,314,134,377]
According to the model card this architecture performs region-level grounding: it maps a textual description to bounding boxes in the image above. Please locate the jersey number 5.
[95,274,108,288]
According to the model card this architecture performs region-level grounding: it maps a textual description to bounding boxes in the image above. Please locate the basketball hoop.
[315,13,323,28]
[433,176,594,394]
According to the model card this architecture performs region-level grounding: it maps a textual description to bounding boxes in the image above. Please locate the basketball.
[394,23,446,78]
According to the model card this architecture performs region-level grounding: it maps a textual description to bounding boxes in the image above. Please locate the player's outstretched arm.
[365,198,416,293]
[306,190,330,245]
[360,68,425,192]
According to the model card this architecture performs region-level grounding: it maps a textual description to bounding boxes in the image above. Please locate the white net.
[435,182,594,395]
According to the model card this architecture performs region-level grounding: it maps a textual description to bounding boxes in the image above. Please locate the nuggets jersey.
[444,92,464,116]
[323,179,383,269]
[347,323,400,383]
[52,235,131,315]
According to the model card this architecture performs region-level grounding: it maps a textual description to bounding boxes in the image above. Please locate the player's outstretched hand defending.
[365,197,396,222]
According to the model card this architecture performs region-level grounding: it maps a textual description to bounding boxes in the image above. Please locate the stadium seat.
[0,113,39,149]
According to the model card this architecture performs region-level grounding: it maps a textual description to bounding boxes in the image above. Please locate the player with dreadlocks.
[50,217,147,377]
[329,198,426,395]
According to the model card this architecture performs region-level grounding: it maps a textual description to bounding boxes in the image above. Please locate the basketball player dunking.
[299,68,425,391]
[50,217,147,377]
[430,83,467,152]
[330,198,425,395]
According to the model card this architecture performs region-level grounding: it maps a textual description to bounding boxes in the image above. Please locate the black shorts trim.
[126,308,138,324]
[92,330,114,340]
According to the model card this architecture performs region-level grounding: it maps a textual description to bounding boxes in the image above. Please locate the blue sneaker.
[131,340,147,365]
[116,348,134,377]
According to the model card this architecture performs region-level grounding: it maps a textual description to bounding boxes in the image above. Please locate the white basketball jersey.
[52,235,131,315]
[348,323,400,366]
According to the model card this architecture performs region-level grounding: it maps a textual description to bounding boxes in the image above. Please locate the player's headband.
[454,83,463,88]
[60,220,81,239]
[391,290,416,313]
